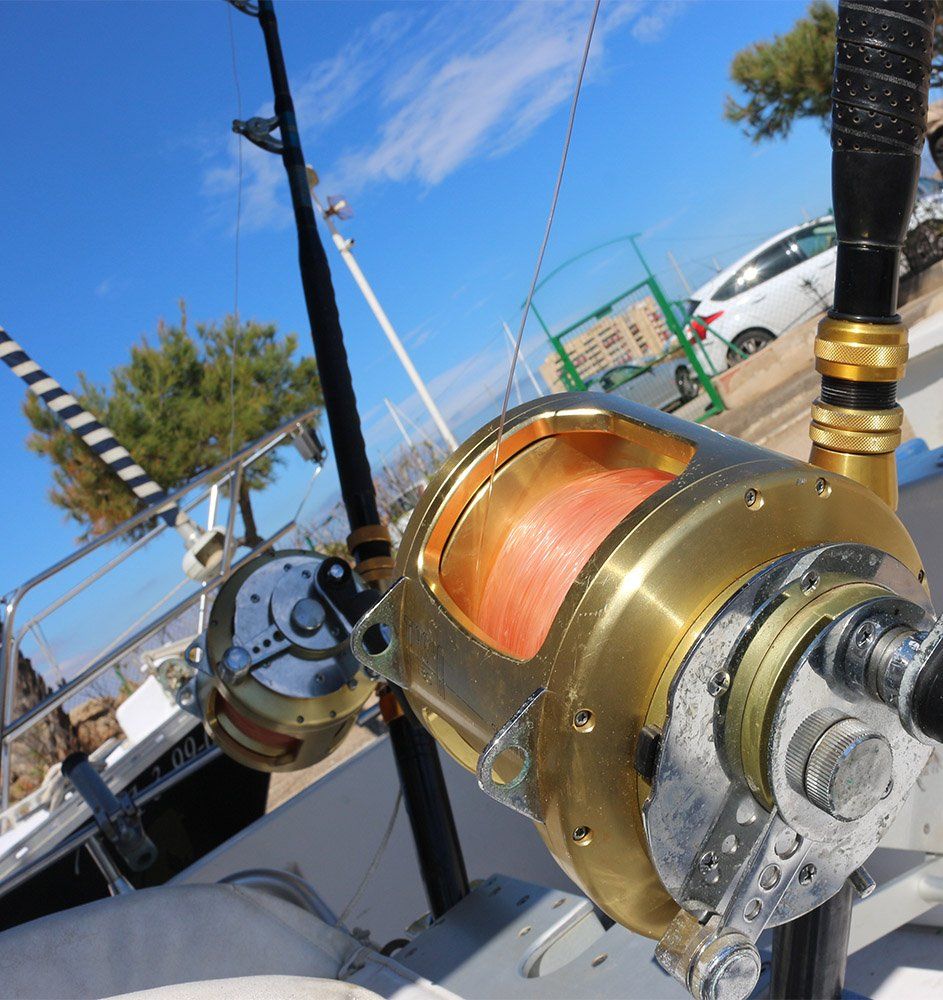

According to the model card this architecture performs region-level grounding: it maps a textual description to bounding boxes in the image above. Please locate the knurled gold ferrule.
[813,316,909,382]
[808,400,902,508]
[347,523,392,550]
[809,401,903,454]
[356,555,396,583]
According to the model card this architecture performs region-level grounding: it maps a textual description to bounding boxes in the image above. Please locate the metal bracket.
[677,785,770,914]
[233,115,282,155]
[718,811,811,940]
[224,0,260,18]
[476,688,547,823]
[349,577,407,688]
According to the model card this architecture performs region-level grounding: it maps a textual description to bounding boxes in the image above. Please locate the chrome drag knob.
[788,715,893,822]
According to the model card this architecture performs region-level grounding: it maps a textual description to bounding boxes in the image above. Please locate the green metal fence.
[527,237,725,421]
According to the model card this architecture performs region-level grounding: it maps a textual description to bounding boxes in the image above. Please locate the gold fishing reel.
[352,394,940,1000]
[185,549,374,772]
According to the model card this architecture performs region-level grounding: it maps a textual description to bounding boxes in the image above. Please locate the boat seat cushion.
[110,976,381,1000]
[0,883,438,1000]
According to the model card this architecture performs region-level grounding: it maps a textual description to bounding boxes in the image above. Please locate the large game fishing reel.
[352,395,943,999]
[184,550,376,772]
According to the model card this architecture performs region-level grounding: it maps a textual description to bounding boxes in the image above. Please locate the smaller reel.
[185,549,375,772]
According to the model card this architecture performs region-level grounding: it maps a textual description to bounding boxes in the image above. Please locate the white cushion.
[109,975,382,1000]
[0,884,359,999]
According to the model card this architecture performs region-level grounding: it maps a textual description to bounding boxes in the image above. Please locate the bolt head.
[220,645,252,686]
[855,622,875,648]
[692,934,761,1000]
[328,562,345,580]
[800,572,819,594]
[290,597,326,635]
[699,850,720,873]
[744,489,757,507]
[707,671,731,697]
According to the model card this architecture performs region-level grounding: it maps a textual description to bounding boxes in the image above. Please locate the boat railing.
[0,408,323,812]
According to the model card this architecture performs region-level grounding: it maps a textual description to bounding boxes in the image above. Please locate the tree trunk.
[238,480,264,549]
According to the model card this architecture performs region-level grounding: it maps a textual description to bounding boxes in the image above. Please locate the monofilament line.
[473,0,600,605]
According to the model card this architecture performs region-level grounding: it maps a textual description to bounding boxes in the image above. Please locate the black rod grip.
[830,0,935,321]
[771,882,854,999]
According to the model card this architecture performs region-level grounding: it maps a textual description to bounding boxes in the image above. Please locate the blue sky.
[0,0,838,595]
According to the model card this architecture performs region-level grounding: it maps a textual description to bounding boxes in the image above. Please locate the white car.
[685,216,838,374]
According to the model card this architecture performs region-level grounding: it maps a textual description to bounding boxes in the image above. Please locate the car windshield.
[712,237,803,301]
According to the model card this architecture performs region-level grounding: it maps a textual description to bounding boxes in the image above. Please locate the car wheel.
[675,365,698,403]
[727,328,775,366]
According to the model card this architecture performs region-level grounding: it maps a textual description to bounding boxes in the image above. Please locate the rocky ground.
[5,648,125,802]
[7,653,77,801]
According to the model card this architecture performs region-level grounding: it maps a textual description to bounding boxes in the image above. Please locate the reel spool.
[352,394,943,999]
[186,549,374,772]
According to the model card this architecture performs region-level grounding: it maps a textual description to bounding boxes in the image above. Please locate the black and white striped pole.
[0,327,225,581]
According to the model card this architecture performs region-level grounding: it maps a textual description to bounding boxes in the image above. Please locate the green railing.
[525,235,725,420]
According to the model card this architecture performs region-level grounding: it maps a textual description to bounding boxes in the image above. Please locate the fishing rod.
[0,327,224,582]
[222,0,468,917]
[227,0,391,587]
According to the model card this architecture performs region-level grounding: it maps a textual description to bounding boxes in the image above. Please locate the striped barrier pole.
[0,327,222,577]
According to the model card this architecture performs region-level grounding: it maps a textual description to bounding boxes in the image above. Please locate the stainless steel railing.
[0,408,323,811]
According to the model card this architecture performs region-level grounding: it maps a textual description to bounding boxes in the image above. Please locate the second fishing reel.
[184,549,375,772]
[352,394,943,1000]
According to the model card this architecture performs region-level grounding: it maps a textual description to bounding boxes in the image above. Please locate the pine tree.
[724,1,943,143]
[24,305,322,544]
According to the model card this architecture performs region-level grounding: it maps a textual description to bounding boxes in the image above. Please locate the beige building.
[539,295,671,392]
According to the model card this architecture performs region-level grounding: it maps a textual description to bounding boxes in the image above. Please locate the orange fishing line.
[476,467,673,659]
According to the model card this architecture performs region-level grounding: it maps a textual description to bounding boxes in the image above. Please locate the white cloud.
[204,143,289,232]
[204,1,682,229]
[631,2,684,43]
[95,276,115,297]
[336,2,635,189]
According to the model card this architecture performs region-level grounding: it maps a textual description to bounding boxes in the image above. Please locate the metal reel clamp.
[645,544,934,999]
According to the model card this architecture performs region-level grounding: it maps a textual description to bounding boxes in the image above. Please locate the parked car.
[586,356,697,412]
[685,216,838,375]
[905,177,943,274]
[688,185,943,375]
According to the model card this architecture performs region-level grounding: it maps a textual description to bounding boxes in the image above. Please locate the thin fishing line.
[227,3,244,461]
[473,0,600,603]
[498,0,599,428]
[337,788,403,929]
